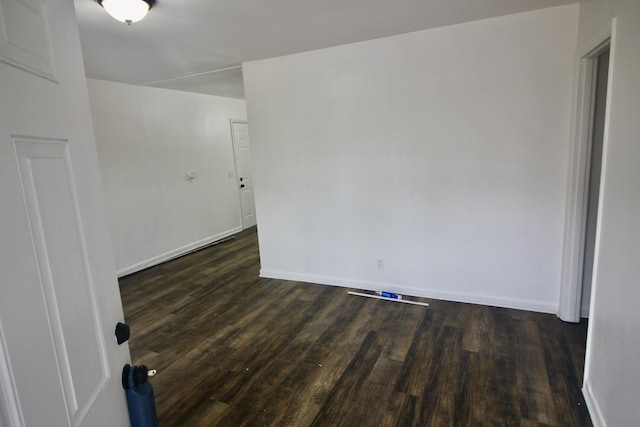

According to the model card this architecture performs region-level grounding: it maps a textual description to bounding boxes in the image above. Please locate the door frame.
[558,25,613,323]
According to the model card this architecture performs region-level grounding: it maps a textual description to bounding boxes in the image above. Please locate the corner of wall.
[583,379,607,427]
[117,226,242,277]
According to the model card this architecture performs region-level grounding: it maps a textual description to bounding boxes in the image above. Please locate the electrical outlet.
[377,258,384,269]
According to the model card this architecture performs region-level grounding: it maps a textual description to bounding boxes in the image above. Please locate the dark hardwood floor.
[119,227,592,426]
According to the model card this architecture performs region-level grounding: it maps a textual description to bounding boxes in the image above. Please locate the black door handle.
[240,184,245,188]
[115,322,130,345]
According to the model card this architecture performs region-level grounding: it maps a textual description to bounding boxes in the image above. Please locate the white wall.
[577,0,640,425]
[243,5,578,313]
[87,79,247,275]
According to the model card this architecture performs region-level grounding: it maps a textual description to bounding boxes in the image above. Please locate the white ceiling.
[75,0,576,99]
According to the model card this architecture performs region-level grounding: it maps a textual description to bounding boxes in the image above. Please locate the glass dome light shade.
[99,0,151,24]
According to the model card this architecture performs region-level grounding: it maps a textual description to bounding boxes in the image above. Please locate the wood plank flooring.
[119,227,592,426]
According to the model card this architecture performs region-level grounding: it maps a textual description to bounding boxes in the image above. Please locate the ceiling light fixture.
[96,0,156,25]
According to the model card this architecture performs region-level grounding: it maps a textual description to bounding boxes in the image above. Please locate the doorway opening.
[559,40,611,323]
[580,48,609,318]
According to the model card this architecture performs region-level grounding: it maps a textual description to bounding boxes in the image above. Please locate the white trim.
[260,269,557,314]
[577,21,612,59]
[580,20,617,427]
[117,226,242,277]
[587,18,616,331]
[583,380,606,427]
[558,24,612,322]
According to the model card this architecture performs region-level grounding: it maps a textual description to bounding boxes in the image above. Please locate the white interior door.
[0,1,130,426]
[231,121,257,229]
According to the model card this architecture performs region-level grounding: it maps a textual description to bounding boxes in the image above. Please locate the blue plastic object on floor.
[123,364,158,427]
[380,291,399,299]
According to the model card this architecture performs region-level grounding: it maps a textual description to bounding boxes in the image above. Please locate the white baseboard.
[583,380,606,427]
[117,226,243,277]
[259,269,557,314]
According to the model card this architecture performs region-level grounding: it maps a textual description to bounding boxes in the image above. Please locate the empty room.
[0,0,638,426]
